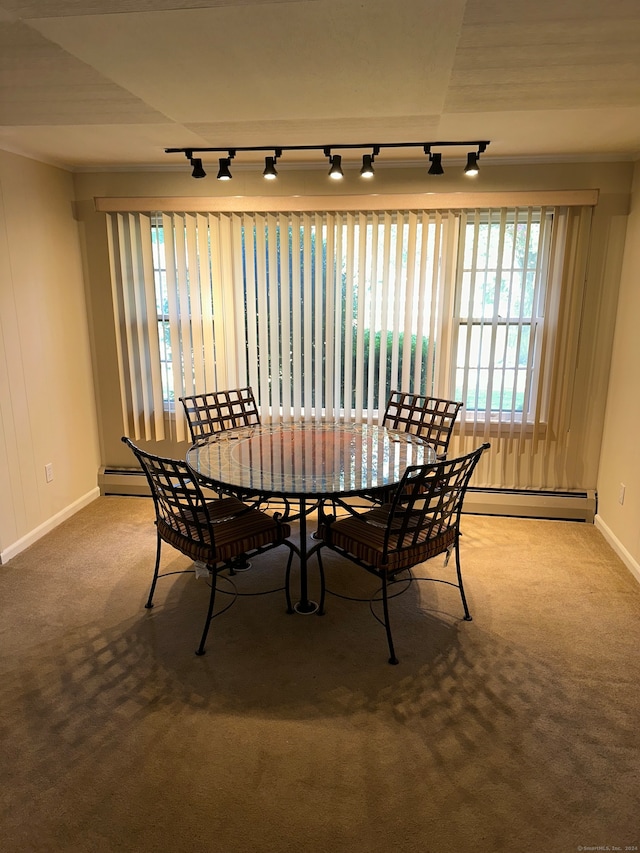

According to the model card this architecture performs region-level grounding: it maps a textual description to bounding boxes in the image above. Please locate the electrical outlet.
[45,463,54,483]
[619,483,625,505]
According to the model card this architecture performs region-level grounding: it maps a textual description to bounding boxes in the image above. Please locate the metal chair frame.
[122,436,293,656]
[382,390,463,459]
[359,390,464,507]
[312,443,490,664]
[179,386,260,444]
[180,386,264,509]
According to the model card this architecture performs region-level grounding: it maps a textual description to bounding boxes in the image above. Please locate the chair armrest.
[319,497,367,523]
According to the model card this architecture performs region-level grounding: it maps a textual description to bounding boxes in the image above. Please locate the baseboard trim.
[594,514,640,587]
[99,468,596,523]
[0,487,100,564]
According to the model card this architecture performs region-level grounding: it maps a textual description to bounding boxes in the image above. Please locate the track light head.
[263,155,278,180]
[217,157,233,181]
[190,157,206,179]
[360,154,375,178]
[428,152,444,176]
[464,151,480,177]
[328,153,344,180]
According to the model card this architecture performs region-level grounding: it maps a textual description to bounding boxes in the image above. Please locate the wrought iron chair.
[360,390,464,508]
[179,386,260,444]
[312,443,490,665]
[382,390,463,459]
[180,385,263,517]
[122,437,293,657]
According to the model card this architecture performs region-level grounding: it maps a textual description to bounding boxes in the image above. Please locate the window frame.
[451,208,554,427]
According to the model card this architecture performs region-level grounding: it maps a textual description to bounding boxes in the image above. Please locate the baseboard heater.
[99,468,596,524]
[464,486,596,522]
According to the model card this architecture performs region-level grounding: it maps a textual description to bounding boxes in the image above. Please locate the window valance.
[95,189,598,214]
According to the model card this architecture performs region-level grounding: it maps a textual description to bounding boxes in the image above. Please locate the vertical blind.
[236,209,454,424]
[106,204,592,466]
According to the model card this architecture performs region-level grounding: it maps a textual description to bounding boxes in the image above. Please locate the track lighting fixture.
[263,156,278,180]
[262,149,282,180]
[360,146,379,179]
[464,152,479,176]
[217,157,232,181]
[167,140,490,181]
[427,152,444,176]
[216,151,235,181]
[324,149,344,180]
[463,143,487,177]
[190,157,206,179]
[360,154,375,178]
[329,155,343,180]
[184,150,206,179]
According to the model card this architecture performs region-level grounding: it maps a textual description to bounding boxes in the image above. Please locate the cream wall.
[74,160,633,493]
[0,151,100,562]
[596,161,640,582]
[0,152,637,565]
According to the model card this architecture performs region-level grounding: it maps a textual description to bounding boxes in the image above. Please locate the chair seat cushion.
[318,507,455,574]
[157,498,290,565]
[206,496,247,521]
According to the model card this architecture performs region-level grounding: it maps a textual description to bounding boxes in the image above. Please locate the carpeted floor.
[1,496,639,853]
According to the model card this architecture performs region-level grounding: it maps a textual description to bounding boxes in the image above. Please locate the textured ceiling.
[0,0,639,170]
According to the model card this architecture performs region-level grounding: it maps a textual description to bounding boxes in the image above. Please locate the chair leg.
[315,547,326,616]
[145,534,162,609]
[284,547,295,614]
[454,536,472,621]
[381,574,398,665]
[195,566,218,656]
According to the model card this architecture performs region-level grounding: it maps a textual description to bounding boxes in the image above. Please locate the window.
[106,201,590,446]
[453,208,552,422]
[150,219,173,403]
[148,210,451,424]
[236,211,446,419]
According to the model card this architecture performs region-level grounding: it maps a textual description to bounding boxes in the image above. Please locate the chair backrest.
[122,436,214,551]
[381,443,490,557]
[179,387,260,443]
[382,390,463,457]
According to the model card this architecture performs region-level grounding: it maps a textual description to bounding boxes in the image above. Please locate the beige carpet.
[1,496,638,853]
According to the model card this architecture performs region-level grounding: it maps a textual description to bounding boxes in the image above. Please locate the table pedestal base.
[293,599,320,615]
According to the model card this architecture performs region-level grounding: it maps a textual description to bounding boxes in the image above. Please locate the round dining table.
[186,421,436,614]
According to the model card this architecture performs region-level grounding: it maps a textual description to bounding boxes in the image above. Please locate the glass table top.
[186,421,436,498]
